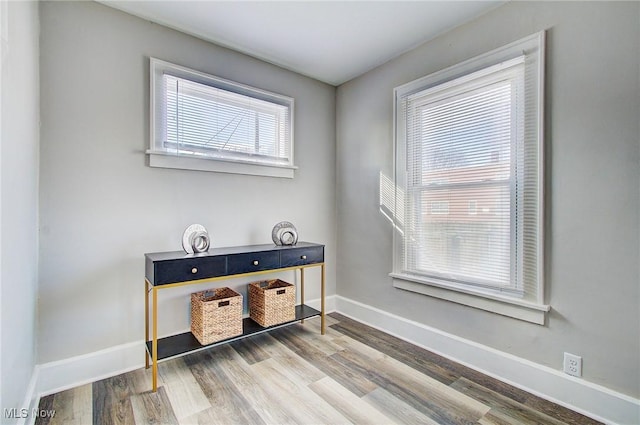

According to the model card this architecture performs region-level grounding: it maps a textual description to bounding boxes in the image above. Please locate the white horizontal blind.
[395,34,543,305]
[163,75,291,166]
[149,58,295,177]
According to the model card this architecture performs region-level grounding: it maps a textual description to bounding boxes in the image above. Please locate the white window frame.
[391,32,549,324]
[148,58,296,178]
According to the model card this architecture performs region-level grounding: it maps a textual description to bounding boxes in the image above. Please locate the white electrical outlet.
[563,352,582,377]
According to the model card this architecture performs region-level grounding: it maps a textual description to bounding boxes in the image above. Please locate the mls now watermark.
[3,408,56,419]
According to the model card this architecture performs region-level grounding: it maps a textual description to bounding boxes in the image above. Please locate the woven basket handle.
[218,300,230,307]
[276,289,286,295]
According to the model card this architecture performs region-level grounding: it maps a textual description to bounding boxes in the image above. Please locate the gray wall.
[1,0,39,419]
[336,1,639,398]
[38,1,336,363]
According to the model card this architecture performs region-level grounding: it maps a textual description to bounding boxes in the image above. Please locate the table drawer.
[227,251,280,275]
[280,246,324,267]
[154,256,227,285]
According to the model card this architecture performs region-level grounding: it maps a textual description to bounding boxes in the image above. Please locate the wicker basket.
[248,279,296,327]
[191,287,243,345]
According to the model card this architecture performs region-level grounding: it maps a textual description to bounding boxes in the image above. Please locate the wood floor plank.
[286,320,345,356]
[479,409,519,425]
[269,325,378,397]
[332,334,387,362]
[158,358,211,421]
[330,310,595,422]
[126,368,158,395]
[462,378,601,425]
[332,347,489,424]
[329,314,463,385]
[213,343,301,425]
[309,376,393,425]
[228,332,272,365]
[451,377,568,425]
[479,407,565,425]
[250,357,352,425]
[300,314,343,336]
[92,372,137,425]
[34,394,55,425]
[319,312,341,326]
[130,386,178,425]
[461,371,530,404]
[182,347,266,425]
[47,383,92,425]
[253,332,325,385]
[182,405,252,425]
[521,391,604,425]
[363,387,440,425]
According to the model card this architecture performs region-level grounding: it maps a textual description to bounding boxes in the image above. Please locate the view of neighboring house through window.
[412,70,515,288]
[392,32,548,323]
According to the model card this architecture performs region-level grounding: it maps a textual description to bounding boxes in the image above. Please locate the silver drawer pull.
[253,260,259,266]
[301,255,307,260]
[191,267,198,274]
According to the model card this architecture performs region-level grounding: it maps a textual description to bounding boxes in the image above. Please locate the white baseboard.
[37,341,144,397]
[335,295,640,425]
[33,295,336,399]
[305,294,336,314]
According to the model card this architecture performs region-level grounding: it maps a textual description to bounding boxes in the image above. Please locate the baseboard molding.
[15,365,40,425]
[335,295,640,425]
[304,294,336,314]
[34,295,336,399]
[37,341,144,398]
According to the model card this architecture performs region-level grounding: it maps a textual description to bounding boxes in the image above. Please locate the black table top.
[145,241,324,262]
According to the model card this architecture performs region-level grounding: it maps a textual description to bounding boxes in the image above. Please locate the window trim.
[391,32,549,324]
[391,275,549,324]
[148,58,296,178]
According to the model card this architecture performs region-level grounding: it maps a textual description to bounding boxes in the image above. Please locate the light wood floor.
[36,313,601,425]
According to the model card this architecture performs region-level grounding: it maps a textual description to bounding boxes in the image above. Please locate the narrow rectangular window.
[149,58,295,178]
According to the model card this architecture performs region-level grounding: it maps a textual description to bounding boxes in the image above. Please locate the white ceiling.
[100,1,504,86]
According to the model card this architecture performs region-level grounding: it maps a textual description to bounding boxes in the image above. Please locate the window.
[468,200,478,215]
[392,32,548,324]
[148,58,295,178]
[431,201,450,215]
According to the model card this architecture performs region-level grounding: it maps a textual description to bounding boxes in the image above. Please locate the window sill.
[147,151,296,179]
[390,273,550,325]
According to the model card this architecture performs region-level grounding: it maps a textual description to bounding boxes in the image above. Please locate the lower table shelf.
[146,304,320,362]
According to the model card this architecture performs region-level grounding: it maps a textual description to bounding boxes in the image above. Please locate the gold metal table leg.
[321,263,325,335]
[152,286,158,392]
[300,267,305,324]
[145,280,149,369]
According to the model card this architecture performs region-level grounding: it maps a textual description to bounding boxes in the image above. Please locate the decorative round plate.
[271,221,298,246]
[182,224,210,254]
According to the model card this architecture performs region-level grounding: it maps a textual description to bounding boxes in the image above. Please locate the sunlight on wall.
[379,171,404,234]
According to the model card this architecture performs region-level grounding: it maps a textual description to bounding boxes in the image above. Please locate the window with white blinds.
[392,32,548,323]
[148,58,295,178]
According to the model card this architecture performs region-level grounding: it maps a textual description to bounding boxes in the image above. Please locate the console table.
[144,242,325,392]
